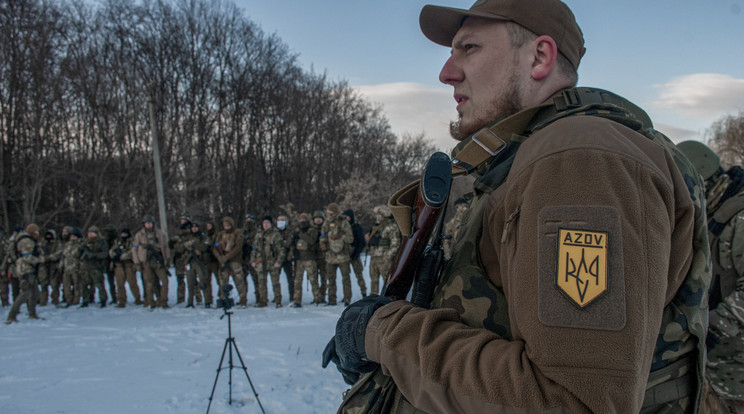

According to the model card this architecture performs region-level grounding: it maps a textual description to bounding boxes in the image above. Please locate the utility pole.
[149,95,169,240]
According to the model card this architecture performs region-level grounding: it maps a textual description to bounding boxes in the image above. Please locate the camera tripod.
[206,308,265,414]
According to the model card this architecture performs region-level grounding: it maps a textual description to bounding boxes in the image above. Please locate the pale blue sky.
[234,0,744,151]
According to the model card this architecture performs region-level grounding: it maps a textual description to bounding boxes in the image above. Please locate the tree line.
[0,0,437,233]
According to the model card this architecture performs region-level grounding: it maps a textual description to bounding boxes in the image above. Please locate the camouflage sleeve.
[274,233,286,264]
[710,212,744,340]
[342,221,354,245]
[385,223,401,260]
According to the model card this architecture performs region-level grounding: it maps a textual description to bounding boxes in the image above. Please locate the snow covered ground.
[0,262,375,414]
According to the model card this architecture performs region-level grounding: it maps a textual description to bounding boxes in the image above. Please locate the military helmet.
[373,204,392,217]
[179,211,191,220]
[312,210,325,219]
[677,140,721,180]
[143,215,156,224]
[298,213,310,222]
[70,227,83,237]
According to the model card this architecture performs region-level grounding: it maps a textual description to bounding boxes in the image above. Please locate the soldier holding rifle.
[133,215,171,309]
[323,0,713,412]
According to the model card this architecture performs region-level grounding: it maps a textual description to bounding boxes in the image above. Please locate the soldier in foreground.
[679,140,744,413]
[5,224,44,323]
[323,0,712,412]
[365,205,400,296]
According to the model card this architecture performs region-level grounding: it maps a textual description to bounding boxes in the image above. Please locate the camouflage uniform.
[2,228,24,304]
[277,216,295,301]
[367,206,401,296]
[251,217,285,307]
[38,230,62,306]
[241,214,260,305]
[291,213,319,306]
[171,215,201,305]
[60,227,84,305]
[212,217,247,306]
[443,197,469,259]
[342,88,711,412]
[320,203,354,306]
[312,210,328,303]
[344,209,368,297]
[679,140,744,412]
[132,216,171,309]
[102,225,118,304]
[5,226,44,322]
[109,229,142,307]
[201,221,219,307]
[182,222,211,307]
[79,226,110,307]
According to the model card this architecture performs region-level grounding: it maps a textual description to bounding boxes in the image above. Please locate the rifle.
[213,242,234,276]
[146,243,167,270]
[383,152,452,307]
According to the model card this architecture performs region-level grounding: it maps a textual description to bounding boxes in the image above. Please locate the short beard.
[449,73,524,141]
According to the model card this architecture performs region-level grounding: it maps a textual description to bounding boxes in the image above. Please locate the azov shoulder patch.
[537,206,626,331]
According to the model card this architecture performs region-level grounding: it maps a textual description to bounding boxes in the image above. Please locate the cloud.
[356,82,457,152]
[654,123,702,144]
[651,74,744,117]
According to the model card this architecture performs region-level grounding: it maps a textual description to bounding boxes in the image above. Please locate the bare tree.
[706,109,744,168]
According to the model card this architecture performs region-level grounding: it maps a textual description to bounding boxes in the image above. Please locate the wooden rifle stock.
[384,152,452,301]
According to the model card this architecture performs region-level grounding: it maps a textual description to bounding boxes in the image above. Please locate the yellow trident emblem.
[556,229,608,308]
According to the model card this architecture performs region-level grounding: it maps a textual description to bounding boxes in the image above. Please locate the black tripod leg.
[231,340,266,414]
[206,338,231,414]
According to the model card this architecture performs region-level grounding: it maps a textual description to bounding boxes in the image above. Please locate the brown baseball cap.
[420,0,586,70]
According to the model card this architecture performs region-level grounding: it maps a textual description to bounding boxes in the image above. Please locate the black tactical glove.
[322,337,361,385]
[321,295,392,384]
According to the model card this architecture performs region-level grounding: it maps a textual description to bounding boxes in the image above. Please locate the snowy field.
[0,262,376,414]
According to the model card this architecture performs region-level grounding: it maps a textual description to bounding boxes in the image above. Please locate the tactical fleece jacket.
[364,114,695,413]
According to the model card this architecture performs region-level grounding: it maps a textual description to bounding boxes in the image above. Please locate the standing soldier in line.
[365,205,401,295]
[276,214,295,301]
[132,215,171,309]
[60,227,84,307]
[319,203,354,306]
[38,229,62,306]
[251,216,285,308]
[183,221,211,308]
[3,226,25,303]
[0,226,9,307]
[109,228,142,308]
[79,226,109,308]
[343,209,367,298]
[312,210,328,304]
[102,224,118,305]
[241,214,261,305]
[443,197,470,259]
[212,216,247,307]
[290,213,319,307]
[171,213,201,305]
[202,220,219,307]
[678,140,744,412]
[5,224,44,323]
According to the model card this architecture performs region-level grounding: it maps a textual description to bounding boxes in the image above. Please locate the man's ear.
[531,35,558,81]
